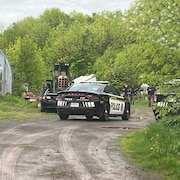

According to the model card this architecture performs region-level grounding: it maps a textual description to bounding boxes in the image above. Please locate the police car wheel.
[59,114,69,120]
[99,104,109,121]
[86,115,93,120]
[40,105,45,112]
[122,105,130,120]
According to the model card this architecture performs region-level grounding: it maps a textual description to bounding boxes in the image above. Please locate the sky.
[0,0,134,29]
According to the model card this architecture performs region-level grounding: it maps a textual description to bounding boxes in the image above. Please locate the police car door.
[104,85,125,115]
[109,96,125,115]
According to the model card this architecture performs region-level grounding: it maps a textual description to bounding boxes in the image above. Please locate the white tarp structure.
[140,83,149,90]
[0,49,13,95]
[73,74,96,84]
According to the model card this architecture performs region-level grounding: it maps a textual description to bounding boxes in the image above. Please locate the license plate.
[71,102,79,107]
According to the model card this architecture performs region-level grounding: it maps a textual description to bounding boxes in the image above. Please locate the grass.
[0,94,56,122]
[134,94,149,106]
[118,114,180,180]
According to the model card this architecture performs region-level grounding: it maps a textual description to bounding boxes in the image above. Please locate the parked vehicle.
[56,81,130,121]
[23,91,36,102]
[152,79,180,120]
[40,62,73,112]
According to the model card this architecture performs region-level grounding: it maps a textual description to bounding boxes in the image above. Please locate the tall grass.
[119,116,180,180]
[0,94,51,121]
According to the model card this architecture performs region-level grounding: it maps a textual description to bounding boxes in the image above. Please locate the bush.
[0,94,24,103]
[120,115,180,180]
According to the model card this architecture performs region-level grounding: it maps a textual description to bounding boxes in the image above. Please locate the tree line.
[0,0,179,96]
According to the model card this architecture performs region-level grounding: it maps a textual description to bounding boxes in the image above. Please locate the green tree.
[93,47,117,80]
[109,43,145,89]
[40,8,71,28]
[127,0,180,83]
[6,36,45,95]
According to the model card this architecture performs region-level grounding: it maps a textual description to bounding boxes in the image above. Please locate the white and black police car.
[152,79,180,120]
[56,81,130,121]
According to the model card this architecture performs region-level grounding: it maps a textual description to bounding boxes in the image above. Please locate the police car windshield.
[68,83,104,92]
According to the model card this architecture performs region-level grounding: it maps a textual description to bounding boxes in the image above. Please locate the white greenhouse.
[0,49,13,95]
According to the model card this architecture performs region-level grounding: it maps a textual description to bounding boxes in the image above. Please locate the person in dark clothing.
[147,84,155,107]
[129,84,136,105]
[122,84,129,99]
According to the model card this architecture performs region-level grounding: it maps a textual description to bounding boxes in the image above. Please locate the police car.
[56,81,130,120]
[152,79,180,119]
[153,93,180,120]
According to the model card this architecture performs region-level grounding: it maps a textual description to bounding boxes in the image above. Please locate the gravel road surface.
[0,106,162,180]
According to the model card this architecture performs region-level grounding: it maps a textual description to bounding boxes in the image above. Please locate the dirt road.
[0,106,161,180]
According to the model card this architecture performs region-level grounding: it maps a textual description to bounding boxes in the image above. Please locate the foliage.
[120,116,180,180]
[0,0,179,96]
[133,95,148,105]
[127,0,180,83]
[5,36,46,95]
[153,80,180,119]
[93,47,118,81]
[129,0,180,50]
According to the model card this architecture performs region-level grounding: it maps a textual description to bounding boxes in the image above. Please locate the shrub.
[120,115,180,180]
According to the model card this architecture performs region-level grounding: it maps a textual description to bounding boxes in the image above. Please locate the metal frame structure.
[0,49,13,95]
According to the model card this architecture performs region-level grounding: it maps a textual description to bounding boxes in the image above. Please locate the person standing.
[129,84,136,105]
[122,84,129,99]
[147,84,155,107]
